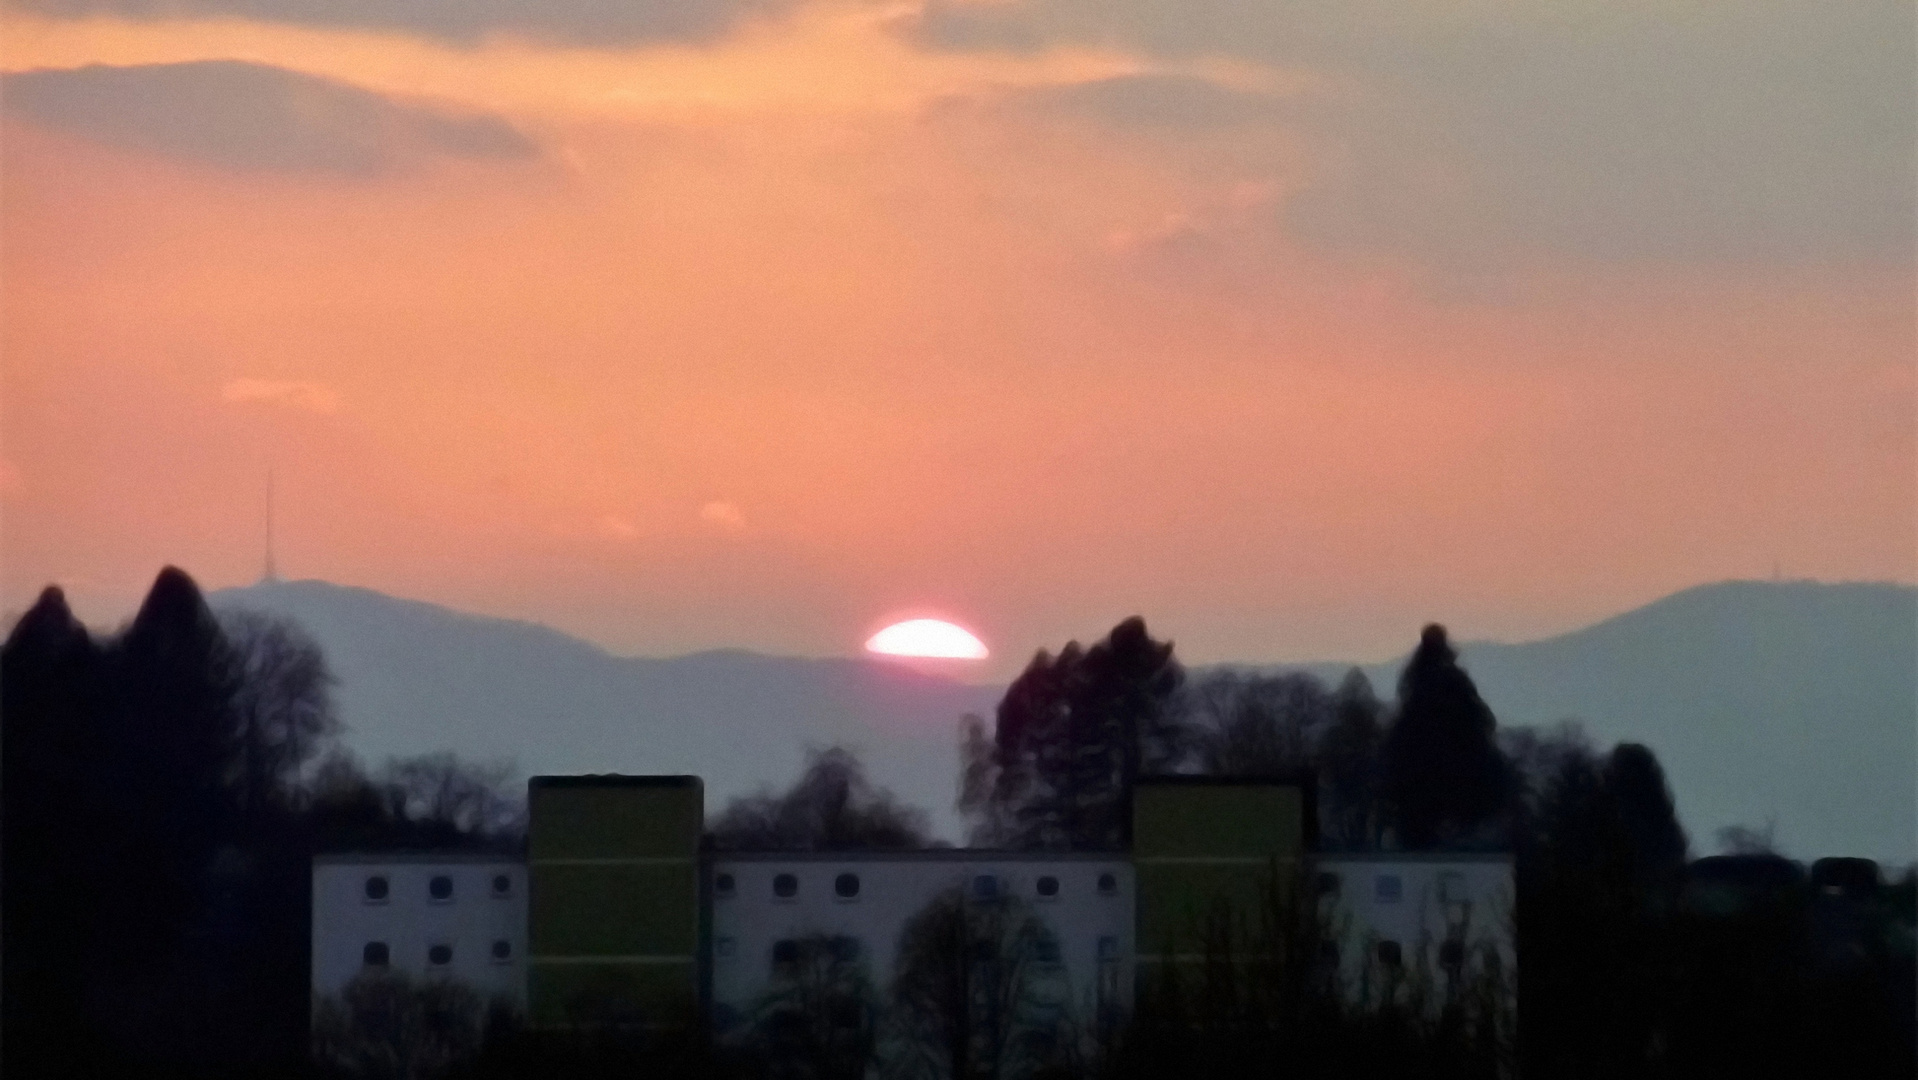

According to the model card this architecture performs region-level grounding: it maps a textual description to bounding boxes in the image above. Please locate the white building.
[1315,853,1515,1008]
[707,852,1135,1034]
[311,853,528,1008]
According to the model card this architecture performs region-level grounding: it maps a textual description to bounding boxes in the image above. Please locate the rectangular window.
[1375,874,1403,903]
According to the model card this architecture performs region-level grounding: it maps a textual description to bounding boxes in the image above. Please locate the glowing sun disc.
[866,619,989,660]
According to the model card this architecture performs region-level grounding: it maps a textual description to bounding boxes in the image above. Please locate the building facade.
[1317,853,1515,1008]
[709,851,1134,1034]
[311,852,528,1006]
[311,775,1515,1029]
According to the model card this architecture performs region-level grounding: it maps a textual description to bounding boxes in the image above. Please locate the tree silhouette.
[2,568,525,1077]
[709,747,931,851]
[885,885,1067,1080]
[747,935,878,1080]
[1381,625,1508,848]
[1318,669,1386,850]
[221,608,340,822]
[1182,670,1332,778]
[963,618,1184,851]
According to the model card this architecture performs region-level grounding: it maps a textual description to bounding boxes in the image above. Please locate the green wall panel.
[527,776,702,1026]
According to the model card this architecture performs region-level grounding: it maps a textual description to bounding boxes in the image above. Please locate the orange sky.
[3,2,1912,677]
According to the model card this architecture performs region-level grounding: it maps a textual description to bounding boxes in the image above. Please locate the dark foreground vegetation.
[5,568,1912,1079]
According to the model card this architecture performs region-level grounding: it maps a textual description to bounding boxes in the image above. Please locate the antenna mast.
[264,469,279,584]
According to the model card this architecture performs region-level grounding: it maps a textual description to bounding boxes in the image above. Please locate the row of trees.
[963,617,1518,854]
[2,569,523,1077]
[6,571,1910,1078]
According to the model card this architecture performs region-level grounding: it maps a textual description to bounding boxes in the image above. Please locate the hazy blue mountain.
[211,578,1915,861]
[208,580,1001,839]
[1284,580,1915,864]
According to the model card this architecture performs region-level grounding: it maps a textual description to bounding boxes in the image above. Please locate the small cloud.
[700,501,746,531]
[221,378,340,414]
[599,515,641,540]
[3,61,536,177]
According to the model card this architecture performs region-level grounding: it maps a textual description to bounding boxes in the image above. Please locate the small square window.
[715,872,736,897]
[428,875,454,902]
[1035,875,1060,899]
[428,943,453,966]
[1096,873,1118,896]
[773,873,799,899]
[363,941,390,967]
[363,875,390,903]
[835,873,861,900]
[491,940,513,963]
[1374,874,1403,904]
[491,873,512,898]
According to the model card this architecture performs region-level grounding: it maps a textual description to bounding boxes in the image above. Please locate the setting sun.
[865,618,989,660]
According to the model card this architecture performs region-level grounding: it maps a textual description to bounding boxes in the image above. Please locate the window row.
[1313,871,1471,905]
[360,939,515,967]
[716,934,1125,966]
[1317,938,1469,970]
[714,871,1122,901]
[363,872,514,903]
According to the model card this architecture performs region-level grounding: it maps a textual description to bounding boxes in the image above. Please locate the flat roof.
[529,774,701,789]
[313,848,1511,866]
[1316,851,1514,864]
[313,851,525,865]
[710,849,1132,863]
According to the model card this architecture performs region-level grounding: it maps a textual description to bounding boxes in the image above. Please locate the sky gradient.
[3,0,1912,678]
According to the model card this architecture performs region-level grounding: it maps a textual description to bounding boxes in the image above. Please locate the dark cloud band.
[916,0,1916,267]
[11,0,788,46]
[2,61,536,176]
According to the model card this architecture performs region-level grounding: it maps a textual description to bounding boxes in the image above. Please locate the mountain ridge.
[207,578,1916,861]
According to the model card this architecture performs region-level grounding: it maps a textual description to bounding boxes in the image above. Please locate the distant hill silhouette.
[210,579,1915,860]
[207,580,1001,839]
[1285,580,1915,864]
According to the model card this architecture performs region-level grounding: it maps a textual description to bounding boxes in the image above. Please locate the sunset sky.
[3,0,1911,677]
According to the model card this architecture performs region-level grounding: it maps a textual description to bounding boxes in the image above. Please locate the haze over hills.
[207,579,1002,840]
[1292,580,1916,865]
[209,579,1915,862]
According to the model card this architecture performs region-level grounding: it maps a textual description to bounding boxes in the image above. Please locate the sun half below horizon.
[865,619,989,660]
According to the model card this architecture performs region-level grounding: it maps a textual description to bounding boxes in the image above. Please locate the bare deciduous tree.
[221,609,340,817]
[710,747,930,852]
[885,884,1069,1080]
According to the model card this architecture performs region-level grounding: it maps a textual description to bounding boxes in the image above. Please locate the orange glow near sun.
[865,619,989,660]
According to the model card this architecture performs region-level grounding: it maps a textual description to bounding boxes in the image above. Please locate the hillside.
[210,578,1916,861]
[208,580,1001,839]
[1295,580,1914,863]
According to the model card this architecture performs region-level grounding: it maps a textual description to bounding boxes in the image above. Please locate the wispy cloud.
[2,61,536,176]
[599,515,641,540]
[221,378,340,413]
[11,0,790,46]
[700,501,746,531]
[917,0,1916,268]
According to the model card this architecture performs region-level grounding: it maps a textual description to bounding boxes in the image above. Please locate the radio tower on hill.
[262,469,280,584]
